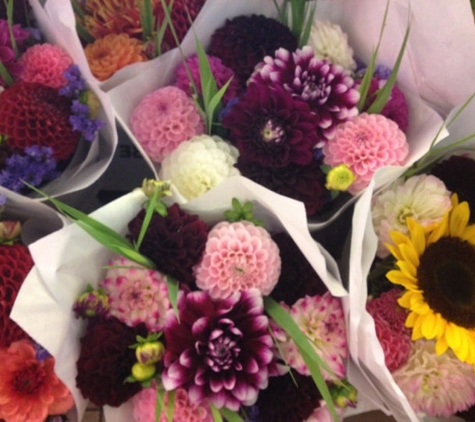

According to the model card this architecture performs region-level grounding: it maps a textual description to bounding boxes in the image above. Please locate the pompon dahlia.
[130,86,205,163]
[0,340,74,422]
[100,256,171,332]
[208,14,298,88]
[308,20,356,72]
[18,44,73,89]
[85,33,146,81]
[323,113,408,194]
[270,232,328,306]
[160,134,239,201]
[236,159,331,217]
[162,289,274,411]
[76,316,148,407]
[193,221,281,299]
[251,371,323,422]
[128,204,209,286]
[249,46,360,142]
[271,293,347,381]
[133,382,213,422]
[0,243,34,348]
[393,339,475,417]
[174,54,239,104]
[0,83,81,161]
[222,84,318,168]
[431,154,475,223]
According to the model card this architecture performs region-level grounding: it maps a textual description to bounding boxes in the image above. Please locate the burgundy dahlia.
[251,371,323,422]
[236,158,331,217]
[250,46,360,142]
[208,14,297,88]
[222,84,319,168]
[270,232,328,306]
[161,289,274,411]
[0,83,80,161]
[430,155,475,223]
[127,204,209,285]
[76,317,148,407]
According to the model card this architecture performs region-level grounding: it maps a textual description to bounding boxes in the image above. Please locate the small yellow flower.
[141,179,172,198]
[135,341,165,366]
[325,164,355,191]
[131,362,156,381]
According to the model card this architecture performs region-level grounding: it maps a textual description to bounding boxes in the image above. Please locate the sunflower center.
[418,237,475,328]
[13,363,46,395]
[260,119,285,144]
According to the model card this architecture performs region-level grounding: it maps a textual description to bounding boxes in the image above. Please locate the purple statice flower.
[34,341,52,362]
[249,46,360,143]
[69,99,105,142]
[162,289,275,411]
[0,145,59,192]
[355,62,392,80]
[59,65,86,97]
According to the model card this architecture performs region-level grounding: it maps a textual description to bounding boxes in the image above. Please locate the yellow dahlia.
[386,194,475,366]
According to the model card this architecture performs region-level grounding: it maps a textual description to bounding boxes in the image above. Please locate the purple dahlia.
[161,289,274,411]
[208,14,297,88]
[222,83,318,168]
[250,46,360,142]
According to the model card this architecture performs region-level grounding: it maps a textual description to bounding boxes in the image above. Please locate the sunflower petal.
[405,311,417,328]
[396,259,417,279]
[449,201,470,237]
[427,212,449,244]
[460,224,475,244]
[411,314,423,340]
[435,335,448,355]
[407,218,427,255]
[399,243,420,268]
[421,311,438,339]
[387,270,417,290]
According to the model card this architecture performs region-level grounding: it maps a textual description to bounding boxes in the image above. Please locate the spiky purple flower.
[162,289,274,411]
[250,46,360,143]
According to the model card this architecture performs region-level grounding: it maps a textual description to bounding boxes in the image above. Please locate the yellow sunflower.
[386,194,475,366]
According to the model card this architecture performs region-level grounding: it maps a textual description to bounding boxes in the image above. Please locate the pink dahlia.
[323,113,408,194]
[250,46,360,142]
[366,289,409,331]
[174,54,239,105]
[99,256,171,332]
[130,86,205,163]
[161,289,274,411]
[133,382,213,422]
[194,221,281,299]
[222,83,319,168]
[18,44,73,89]
[272,293,347,381]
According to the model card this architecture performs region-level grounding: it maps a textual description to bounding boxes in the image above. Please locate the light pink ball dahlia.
[99,256,171,332]
[323,113,408,194]
[18,43,73,89]
[130,86,205,163]
[193,221,281,299]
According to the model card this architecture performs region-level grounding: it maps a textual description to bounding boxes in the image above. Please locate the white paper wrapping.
[11,175,348,422]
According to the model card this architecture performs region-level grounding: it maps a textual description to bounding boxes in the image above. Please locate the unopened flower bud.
[136,341,165,366]
[0,220,21,241]
[131,362,156,381]
[331,379,358,408]
[325,164,355,191]
[141,179,172,199]
[83,90,101,119]
[73,288,109,319]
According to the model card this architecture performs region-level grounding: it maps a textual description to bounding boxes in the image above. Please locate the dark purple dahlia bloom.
[0,19,30,86]
[222,83,318,168]
[162,289,274,411]
[250,46,360,142]
[208,14,297,88]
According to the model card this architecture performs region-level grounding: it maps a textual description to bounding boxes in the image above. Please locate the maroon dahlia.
[222,83,319,168]
[250,46,360,142]
[236,158,331,217]
[0,82,80,161]
[127,203,209,285]
[76,317,148,407]
[161,289,274,411]
[208,14,297,88]
[0,243,34,347]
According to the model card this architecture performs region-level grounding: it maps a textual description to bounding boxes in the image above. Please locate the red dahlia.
[0,83,80,161]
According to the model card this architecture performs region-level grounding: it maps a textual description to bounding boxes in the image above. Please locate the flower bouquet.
[30,0,207,91]
[345,96,475,421]
[0,187,74,422]
[10,174,363,422]
[0,0,116,200]
[104,0,449,233]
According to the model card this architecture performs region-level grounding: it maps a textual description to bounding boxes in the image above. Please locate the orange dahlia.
[84,33,146,81]
[0,340,74,422]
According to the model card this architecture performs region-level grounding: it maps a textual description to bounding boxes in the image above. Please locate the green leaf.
[5,0,19,58]
[136,186,161,251]
[367,19,411,114]
[71,0,95,43]
[138,0,155,42]
[210,404,223,422]
[166,276,180,322]
[155,387,165,422]
[264,297,340,422]
[220,408,244,422]
[207,77,233,133]
[0,60,14,87]
[166,389,175,422]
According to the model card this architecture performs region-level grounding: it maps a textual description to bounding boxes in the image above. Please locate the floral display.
[0,8,105,196]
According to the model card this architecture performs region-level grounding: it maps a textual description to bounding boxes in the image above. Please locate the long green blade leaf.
[0,60,14,86]
[210,403,223,422]
[166,276,180,322]
[155,387,165,422]
[136,187,161,251]
[139,0,154,41]
[220,408,244,422]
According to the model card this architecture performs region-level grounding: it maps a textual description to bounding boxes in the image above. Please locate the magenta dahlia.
[250,47,359,142]
[161,289,274,411]
[222,84,318,168]
[0,19,29,86]
[208,14,297,88]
